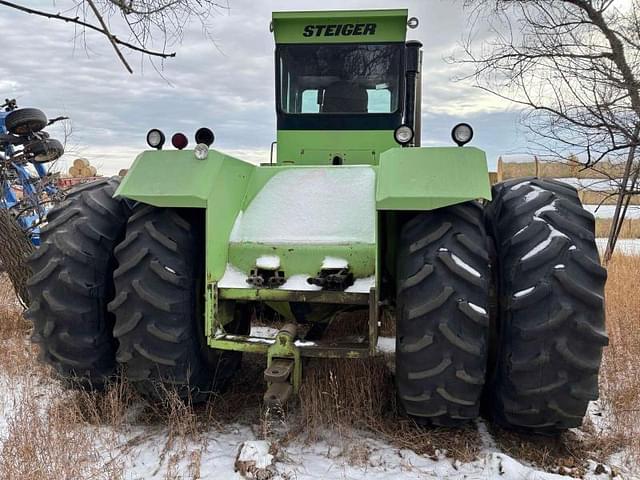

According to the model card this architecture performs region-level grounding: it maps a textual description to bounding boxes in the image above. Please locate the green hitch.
[263,323,302,407]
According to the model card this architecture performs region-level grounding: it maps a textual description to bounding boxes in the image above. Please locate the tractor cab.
[272,10,422,165]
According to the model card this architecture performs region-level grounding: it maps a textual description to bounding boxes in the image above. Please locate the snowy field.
[585,205,640,219]
[0,371,630,480]
[597,238,640,255]
[0,324,636,479]
[554,178,624,192]
[545,177,640,219]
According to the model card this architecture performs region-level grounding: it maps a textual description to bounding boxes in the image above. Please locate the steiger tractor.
[26,9,607,433]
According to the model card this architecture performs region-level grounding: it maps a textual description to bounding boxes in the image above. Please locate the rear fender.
[115,149,255,208]
[375,146,491,302]
[376,146,491,211]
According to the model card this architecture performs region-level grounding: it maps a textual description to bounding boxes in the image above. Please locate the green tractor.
[26,9,607,433]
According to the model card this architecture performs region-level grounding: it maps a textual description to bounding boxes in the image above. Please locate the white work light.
[146,129,165,150]
[194,143,209,160]
[394,125,414,145]
[451,123,474,146]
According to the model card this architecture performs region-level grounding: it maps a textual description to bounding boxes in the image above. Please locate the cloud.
[1,0,523,174]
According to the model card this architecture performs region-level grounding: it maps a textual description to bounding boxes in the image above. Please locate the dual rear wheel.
[395,178,607,432]
[26,178,246,401]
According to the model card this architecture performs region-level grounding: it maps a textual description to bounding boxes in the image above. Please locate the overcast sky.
[0,0,526,174]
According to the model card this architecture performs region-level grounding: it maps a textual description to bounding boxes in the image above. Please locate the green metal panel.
[276,130,396,165]
[204,159,255,282]
[227,243,375,278]
[115,149,254,208]
[272,9,407,44]
[376,147,492,210]
[219,288,369,304]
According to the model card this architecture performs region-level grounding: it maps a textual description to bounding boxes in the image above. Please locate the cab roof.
[271,9,408,44]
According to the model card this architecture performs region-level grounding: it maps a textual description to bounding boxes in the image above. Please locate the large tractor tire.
[486,178,608,433]
[25,177,130,388]
[110,205,249,403]
[396,202,490,426]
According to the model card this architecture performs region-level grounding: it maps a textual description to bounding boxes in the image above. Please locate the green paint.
[272,9,407,44]
[219,288,369,305]
[276,130,396,165]
[267,329,302,393]
[376,147,492,210]
[208,334,370,358]
[228,243,374,277]
[117,145,491,352]
[209,337,271,354]
[115,149,254,208]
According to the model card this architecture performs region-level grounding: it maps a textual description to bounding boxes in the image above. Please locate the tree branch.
[85,0,132,73]
[0,0,177,60]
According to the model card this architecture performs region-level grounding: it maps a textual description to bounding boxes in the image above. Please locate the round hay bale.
[69,166,80,177]
[73,158,90,168]
[89,165,97,176]
[118,169,128,177]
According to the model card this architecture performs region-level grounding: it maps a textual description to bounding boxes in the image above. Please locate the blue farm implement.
[0,99,65,244]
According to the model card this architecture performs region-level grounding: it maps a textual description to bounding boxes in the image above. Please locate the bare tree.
[0,0,227,73]
[456,0,640,260]
[0,209,34,307]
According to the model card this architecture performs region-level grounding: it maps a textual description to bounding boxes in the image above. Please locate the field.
[596,218,640,239]
[1,250,639,479]
[497,159,628,180]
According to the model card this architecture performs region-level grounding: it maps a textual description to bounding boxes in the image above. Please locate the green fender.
[114,149,255,209]
[376,146,491,210]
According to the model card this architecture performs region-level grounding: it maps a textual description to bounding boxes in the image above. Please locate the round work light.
[195,127,215,147]
[451,123,474,146]
[194,143,209,160]
[146,129,165,149]
[394,125,414,145]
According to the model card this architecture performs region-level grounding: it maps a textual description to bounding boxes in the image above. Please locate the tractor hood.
[271,9,408,44]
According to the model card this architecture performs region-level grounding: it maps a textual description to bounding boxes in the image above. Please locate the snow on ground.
[554,178,624,191]
[585,204,640,219]
[0,370,626,480]
[597,238,640,255]
[2,363,636,480]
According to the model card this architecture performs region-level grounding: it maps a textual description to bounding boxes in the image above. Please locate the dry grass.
[298,358,392,435]
[0,276,43,378]
[500,161,577,179]
[0,380,124,479]
[595,217,640,239]
[489,426,623,477]
[297,355,479,462]
[0,276,28,340]
[599,254,640,461]
[499,159,626,180]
